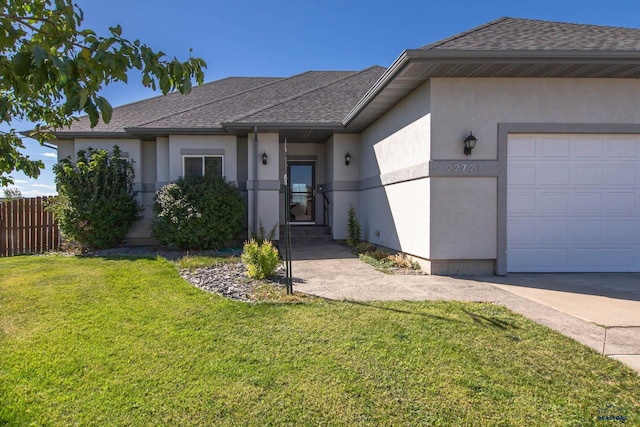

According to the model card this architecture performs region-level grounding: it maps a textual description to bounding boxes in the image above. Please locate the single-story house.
[51,17,640,274]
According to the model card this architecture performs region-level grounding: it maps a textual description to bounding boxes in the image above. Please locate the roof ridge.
[226,70,362,123]
[133,77,285,127]
[422,17,511,50]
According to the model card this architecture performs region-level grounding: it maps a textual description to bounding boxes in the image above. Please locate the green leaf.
[79,88,89,109]
[95,96,113,123]
[12,52,32,75]
[32,46,48,66]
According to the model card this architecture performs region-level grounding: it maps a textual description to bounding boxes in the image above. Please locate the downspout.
[252,126,259,236]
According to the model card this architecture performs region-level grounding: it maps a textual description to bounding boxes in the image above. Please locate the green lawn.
[0,256,638,426]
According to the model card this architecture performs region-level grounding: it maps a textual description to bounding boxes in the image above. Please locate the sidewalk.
[290,241,640,374]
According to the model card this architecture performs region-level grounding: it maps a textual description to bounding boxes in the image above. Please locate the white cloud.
[13,179,29,184]
[19,188,57,197]
[32,184,57,190]
[41,152,57,158]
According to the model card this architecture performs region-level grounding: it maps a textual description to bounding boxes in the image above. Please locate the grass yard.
[0,255,638,426]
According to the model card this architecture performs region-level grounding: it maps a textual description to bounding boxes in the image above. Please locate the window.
[183,156,223,178]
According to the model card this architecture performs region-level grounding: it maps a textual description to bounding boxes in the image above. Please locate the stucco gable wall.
[430,77,640,160]
[358,81,431,257]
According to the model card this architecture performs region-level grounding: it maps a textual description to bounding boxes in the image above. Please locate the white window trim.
[182,155,224,178]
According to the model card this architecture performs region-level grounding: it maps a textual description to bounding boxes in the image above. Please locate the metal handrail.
[322,192,330,226]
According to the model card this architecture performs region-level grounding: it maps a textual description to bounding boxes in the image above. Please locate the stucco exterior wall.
[430,78,640,160]
[358,80,431,255]
[55,139,75,163]
[248,133,279,238]
[328,134,360,239]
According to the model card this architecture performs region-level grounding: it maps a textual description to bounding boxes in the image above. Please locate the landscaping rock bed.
[179,262,286,302]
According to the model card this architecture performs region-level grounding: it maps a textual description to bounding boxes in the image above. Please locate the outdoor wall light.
[345,152,351,166]
[463,132,477,156]
[262,151,268,165]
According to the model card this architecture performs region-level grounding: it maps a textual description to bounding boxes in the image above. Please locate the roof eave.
[343,49,640,130]
[48,131,134,140]
[221,122,345,131]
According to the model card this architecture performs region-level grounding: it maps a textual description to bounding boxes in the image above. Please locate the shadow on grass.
[461,309,520,330]
[345,300,521,330]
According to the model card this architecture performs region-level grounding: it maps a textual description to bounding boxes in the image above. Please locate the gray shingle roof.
[64,77,281,133]
[61,68,385,135]
[420,17,640,51]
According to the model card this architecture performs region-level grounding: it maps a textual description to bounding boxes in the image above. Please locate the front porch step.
[280,225,332,242]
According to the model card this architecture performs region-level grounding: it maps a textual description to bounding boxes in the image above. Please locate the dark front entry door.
[288,163,315,222]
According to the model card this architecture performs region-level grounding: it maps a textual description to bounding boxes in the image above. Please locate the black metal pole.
[283,139,293,294]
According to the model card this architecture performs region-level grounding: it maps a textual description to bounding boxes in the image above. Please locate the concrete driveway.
[289,241,640,374]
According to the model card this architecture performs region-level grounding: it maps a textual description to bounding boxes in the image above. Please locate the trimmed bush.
[50,145,141,250]
[242,239,280,279]
[346,204,361,247]
[151,176,245,250]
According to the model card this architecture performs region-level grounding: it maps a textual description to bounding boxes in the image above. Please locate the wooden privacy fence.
[0,197,61,257]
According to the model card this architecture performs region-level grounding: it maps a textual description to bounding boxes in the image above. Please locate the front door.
[288,163,315,223]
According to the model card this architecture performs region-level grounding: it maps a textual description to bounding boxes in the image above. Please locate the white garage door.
[507,134,640,272]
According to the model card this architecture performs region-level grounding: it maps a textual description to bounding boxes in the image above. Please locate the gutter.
[343,50,411,127]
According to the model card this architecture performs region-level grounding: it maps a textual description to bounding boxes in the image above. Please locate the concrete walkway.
[290,241,640,374]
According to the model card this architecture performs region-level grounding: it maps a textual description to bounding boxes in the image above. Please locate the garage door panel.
[508,134,640,272]
[603,192,636,215]
[602,220,635,241]
[572,164,602,185]
[508,192,535,214]
[536,220,568,243]
[605,137,637,157]
[569,248,636,270]
[604,164,637,186]
[568,220,601,240]
[510,137,537,157]
[509,248,568,272]
[571,192,603,214]
[538,164,569,185]
[539,137,569,157]
[571,137,603,157]
[507,220,534,241]
[540,192,569,213]
[508,164,536,185]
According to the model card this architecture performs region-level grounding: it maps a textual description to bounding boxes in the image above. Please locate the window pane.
[205,156,223,177]
[184,157,203,177]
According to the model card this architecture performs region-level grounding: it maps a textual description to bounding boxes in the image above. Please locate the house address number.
[444,163,481,173]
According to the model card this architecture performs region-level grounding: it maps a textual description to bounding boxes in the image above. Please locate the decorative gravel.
[179,263,286,302]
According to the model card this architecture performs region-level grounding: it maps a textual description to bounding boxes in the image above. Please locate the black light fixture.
[463,131,477,156]
[262,151,268,165]
[345,152,351,166]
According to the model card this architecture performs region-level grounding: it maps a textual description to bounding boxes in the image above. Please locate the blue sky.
[6,0,640,196]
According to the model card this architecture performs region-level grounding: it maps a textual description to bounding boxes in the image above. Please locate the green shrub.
[371,248,390,260]
[242,239,280,279]
[151,176,245,250]
[50,145,141,250]
[359,252,395,272]
[251,219,278,244]
[388,253,414,269]
[346,204,361,247]
[355,242,376,254]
